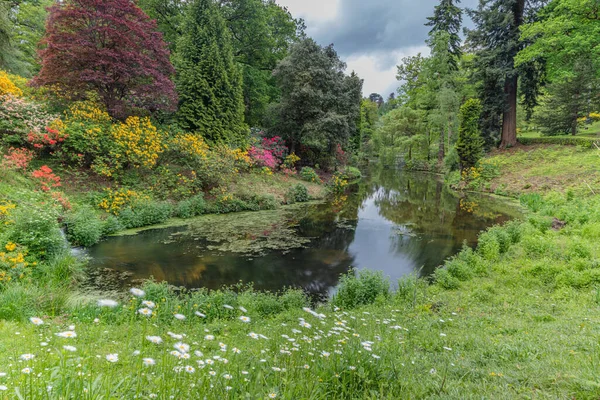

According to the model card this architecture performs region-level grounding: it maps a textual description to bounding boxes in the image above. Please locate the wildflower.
[321,351,330,358]
[142,300,156,309]
[56,331,77,338]
[239,306,247,313]
[185,366,195,373]
[137,308,152,317]
[143,358,156,366]
[130,288,145,297]
[440,333,447,337]
[272,367,281,372]
[223,374,232,380]
[29,317,44,325]
[21,368,31,374]
[348,366,356,370]
[20,354,35,361]
[248,332,259,339]
[242,370,249,375]
[268,393,277,399]
[97,299,118,307]
[106,354,119,363]
[133,350,141,356]
[170,351,183,358]
[146,336,163,344]
[204,335,215,341]
[0,386,6,391]
[300,321,311,329]
[174,313,186,320]
[443,347,452,351]
[209,370,216,376]
[223,304,234,310]
[239,316,251,323]
[174,342,190,353]
[194,350,203,357]
[226,386,232,391]
[40,342,48,346]
[205,359,214,365]
[232,348,241,354]
[93,318,99,323]
[372,354,381,359]
[167,332,183,339]
[303,364,310,369]
[63,346,76,352]
[195,311,206,318]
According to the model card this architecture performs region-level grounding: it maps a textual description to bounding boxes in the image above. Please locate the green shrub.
[434,268,461,289]
[341,166,362,181]
[444,146,460,171]
[285,184,309,204]
[102,215,124,235]
[456,98,484,170]
[520,193,544,212]
[333,269,390,309]
[8,206,64,260]
[64,206,104,247]
[118,199,173,229]
[300,167,321,183]
[175,194,206,219]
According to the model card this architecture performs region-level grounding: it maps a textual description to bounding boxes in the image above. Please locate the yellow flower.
[5,242,16,252]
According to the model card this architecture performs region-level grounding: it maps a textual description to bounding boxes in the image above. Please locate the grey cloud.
[311,0,479,67]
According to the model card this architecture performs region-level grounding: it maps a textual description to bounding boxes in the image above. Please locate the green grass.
[486,145,600,196]
[1,192,600,398]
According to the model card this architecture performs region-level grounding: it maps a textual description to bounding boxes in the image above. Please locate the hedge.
[518,136,599,148]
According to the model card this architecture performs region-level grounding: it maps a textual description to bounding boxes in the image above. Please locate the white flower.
[106,354,119,363]
[170,350,183,358]
[204,335,215,341]
[40,342,48,346]
[321,351,330,358]
[63,346,76,352]
[232,348,241,354]
[141,300,156,308]
[303,364,310,369]
[443,347,452,351]
[69,325,75,330]
[248,332,259,339]
[272,367,281,372]
[20,354,35,361]
[21,368,31,374]
[209,370,216,376]
[223,304,234,310]
[167,332,183,340]
[348,366,356,370]
[29,317,43,325]
[372,354,381,359]
[146,336,163,344]
[174,343,190,353]
[268,392,277,399]
[143,358,156,366]
[0,385,6,391]
[93,318,100,323]
[226,386,232,391]
[174,313,186,320]
[239,306,247,313]
[0,373,6,377]
[194,350,203,357]
[56,331,77,338]
[223,374,232,380]
[440,333,447,337]
[239,316,251,323]
[137,308,152,317]
[133,350,141,356]
[97,299,118,307]
[130,288,145,297]
[241,370,249,375]
[194,311,206,318]
[185,366,195,373]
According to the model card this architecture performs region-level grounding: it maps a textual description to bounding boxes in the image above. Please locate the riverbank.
[1,145,600,398]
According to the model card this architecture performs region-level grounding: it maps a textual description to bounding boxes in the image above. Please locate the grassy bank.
[0,146,599,398]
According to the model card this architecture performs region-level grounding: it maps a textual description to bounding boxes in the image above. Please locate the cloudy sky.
[276,0,478,97]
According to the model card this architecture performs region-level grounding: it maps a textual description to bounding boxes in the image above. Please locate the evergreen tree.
[467,0,544,148]
[426,0,463,70]
[456,98,484,170]
[175,0,247,144]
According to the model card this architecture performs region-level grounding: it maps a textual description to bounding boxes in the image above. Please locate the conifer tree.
[175,0,247,144]
[456,98,484,171]
[426,0,463,70]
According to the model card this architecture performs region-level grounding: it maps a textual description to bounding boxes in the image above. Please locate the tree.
[467,0,544,148]
[456,99,484,170]
[373,106,426,164]
[266,39,363,166]
[137,0,186,51]
[32,0,176,118]
[219,0,302,127]
[426,0,463,70]
[175,0,247,144]
[368,93,384,107]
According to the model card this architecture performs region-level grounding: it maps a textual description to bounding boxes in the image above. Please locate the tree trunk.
[500,75,518,148]
[438,129,445,163]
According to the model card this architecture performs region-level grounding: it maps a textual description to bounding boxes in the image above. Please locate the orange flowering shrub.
[1,148,34,171]
[31,166,61,191]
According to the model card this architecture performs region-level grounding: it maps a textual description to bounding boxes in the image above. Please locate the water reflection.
[88,168,521,298]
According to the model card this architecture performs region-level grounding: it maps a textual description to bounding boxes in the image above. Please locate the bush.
[118,199,173,229]
[64,206,104,247]
[333,269,390,309]
[300,167,321,183]
[341,166,362,181]
[8,206,64,260]
[443,146,460,172]
[456,99,484,170]
[175,194,206,219]
[102,215,124,235]
[285,184,309,204]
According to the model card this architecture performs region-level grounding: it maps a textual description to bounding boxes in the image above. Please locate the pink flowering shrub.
[0,94,58,134]
[248,135,288,169]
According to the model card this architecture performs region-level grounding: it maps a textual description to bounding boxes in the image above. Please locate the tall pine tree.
[467,0,544,148]
[175,0,247,144]
[426,0,463,70]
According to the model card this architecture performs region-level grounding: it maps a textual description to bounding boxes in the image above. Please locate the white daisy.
[56,331,77,338]
[142,300,156,309]
[63,346,76,352]
[29,317,43,325]
[146,336,163,344]
[97,299,118,307]
[137,308,152,317]
[143,358,156,366]
[106,354,118,363]
[239,316,251,323]
[130,288,145,297]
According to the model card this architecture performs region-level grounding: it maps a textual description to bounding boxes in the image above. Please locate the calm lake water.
[87,168,522,299]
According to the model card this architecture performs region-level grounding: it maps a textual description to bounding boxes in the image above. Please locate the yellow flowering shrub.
[0,243,34,284]
[0,201,16,226]
[98,188,149,215]
[0,70,23,97]
[170,133,209,159]
[111,117,165,169]
[65,101,111,124]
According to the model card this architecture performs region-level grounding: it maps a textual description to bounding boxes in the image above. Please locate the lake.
[87,168,522,299]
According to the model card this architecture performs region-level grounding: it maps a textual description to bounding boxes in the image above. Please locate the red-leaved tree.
[32,0,177,118]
